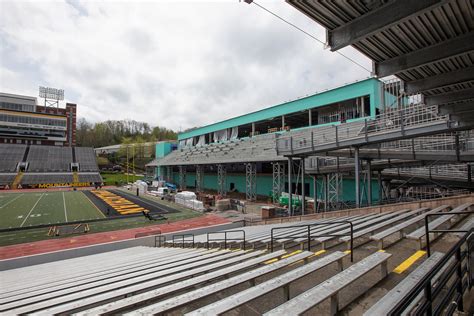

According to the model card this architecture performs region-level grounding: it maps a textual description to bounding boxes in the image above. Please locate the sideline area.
[0,214,229,260]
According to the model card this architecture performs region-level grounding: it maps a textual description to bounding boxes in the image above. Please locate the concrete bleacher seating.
[0,144,26,172]
[75,147,99,171]
[27,145,72,172]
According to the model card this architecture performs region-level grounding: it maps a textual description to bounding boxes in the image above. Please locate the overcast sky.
[0,0,372,131]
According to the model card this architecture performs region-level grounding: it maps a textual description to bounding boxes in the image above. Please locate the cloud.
[0,0,372,131]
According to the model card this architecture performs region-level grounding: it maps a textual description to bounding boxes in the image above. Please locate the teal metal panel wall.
[172,173,380,203]
[155,142,173,158]
[179,78,381,140]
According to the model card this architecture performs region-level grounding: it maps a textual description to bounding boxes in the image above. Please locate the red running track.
[0,215,229,260]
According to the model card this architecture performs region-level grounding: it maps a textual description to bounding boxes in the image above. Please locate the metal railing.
[172,233,195,248]
[389,225,473,315]
[270,221,354,262]
[276,105,450,155]
[206,230,246,250]
[155,235,166,247]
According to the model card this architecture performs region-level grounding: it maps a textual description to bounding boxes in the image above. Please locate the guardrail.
[154,235,166,247]
[270,221,354,262]
[172,233,195,248]
[276,105,450,155]
[206,230,246,250]
[389,224,473,315]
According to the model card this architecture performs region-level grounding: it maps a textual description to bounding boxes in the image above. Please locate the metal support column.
[272,162,285,203]
[288,157,293,216]
[324,174,329,212]
[301,158,306,215]
[217,164,227,196]
[367,160,372,206]
[195,165,203,193]
[245,163,257,201]
[313,175,317,213]
[178,165,186,191]
[166,166,172,183]
[378,171,383,204]
[355,147,360,208]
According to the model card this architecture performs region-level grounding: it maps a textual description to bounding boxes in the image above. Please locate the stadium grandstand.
[0,143,102,189]
[1,1,473,315]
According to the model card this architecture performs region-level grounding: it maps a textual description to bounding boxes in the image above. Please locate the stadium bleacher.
[20,173,74,185]
[75,147,99,171]
[27,145,72,172]
[1,202,471,315]
[0,143,101,187]
[0,144,26,172]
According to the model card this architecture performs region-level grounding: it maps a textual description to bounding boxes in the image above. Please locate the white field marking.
[20,193,45,227]
[62,191,68,222]
[0,194,24,208]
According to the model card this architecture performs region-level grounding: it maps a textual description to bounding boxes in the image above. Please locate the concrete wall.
[0,221,243,271]
[247,193,474,226]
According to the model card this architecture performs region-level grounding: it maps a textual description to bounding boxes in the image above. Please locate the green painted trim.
[179,77,381,140]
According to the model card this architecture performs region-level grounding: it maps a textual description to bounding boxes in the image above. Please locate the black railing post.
[364,119,368,142]
[424,281,433,316]
[425,215,431,257]
[206,232,210,250]
[224,231,228,250]
[335,125,339,146]
[271,228,274,252]
[349,222,354,262]
[456,247,464,312]
[307,225,311,251]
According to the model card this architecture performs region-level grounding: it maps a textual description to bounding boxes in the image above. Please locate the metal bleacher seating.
[0,173,16,185]
[1,201,472,315]
[0,144,26,172]
[77,173,102,183]
[20,173,73,185]
[27,145,72,172]
[75,147,99,171]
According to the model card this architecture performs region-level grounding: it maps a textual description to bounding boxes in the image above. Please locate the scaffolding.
[272,162,285,203]
[326,173,343,210]
[245,163,257,201]
[178,166,186,190]
[195,165,203,193]
[217,164,227,196]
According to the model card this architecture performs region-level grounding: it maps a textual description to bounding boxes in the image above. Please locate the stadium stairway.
[73,171,79,184]
[11,171,24,189]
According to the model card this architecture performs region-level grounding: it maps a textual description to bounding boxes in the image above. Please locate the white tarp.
[230,127,238,140]
[213,129,228,142]
[196,134,206,146]
[185,138,193,147]
[174,191,204,211]
[179,140,186,148]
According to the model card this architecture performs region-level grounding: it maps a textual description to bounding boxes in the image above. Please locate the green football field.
[0,191,105,229]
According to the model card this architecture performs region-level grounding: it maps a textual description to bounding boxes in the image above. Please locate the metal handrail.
[206,230,246,250]
[389,227,473,315]
[270,221,353,262]
[155,235,166,247]
[424,211,474,257]
[172,233,194,248]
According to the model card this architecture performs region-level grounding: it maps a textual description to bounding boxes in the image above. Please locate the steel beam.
[195,165,203,193]
[272,162,285,203]
[217,164,227,196]
[425,88,474,106]
[375,32,474,77]
[312,175,317,213]
[355,147,360,208]
[245,162,257,201]
[367,160,372,206]
[328,0,445,51]
[178,165,186,190]
[406,66,474,94]
[288,158,293,216]
[301,157,306,215]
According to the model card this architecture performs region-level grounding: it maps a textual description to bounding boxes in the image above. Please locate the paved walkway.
[0,215,229,260]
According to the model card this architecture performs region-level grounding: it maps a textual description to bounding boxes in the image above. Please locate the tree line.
[76,118,178,148]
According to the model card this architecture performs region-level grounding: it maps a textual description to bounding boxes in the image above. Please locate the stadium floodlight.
[39,86,64,101]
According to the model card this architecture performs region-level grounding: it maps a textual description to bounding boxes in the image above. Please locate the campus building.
[0,92,77,146]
